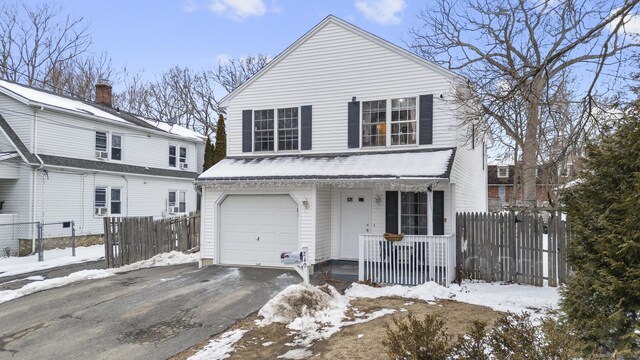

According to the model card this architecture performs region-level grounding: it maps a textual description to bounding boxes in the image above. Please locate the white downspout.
[31,107,45,252]
[122,175,129,216]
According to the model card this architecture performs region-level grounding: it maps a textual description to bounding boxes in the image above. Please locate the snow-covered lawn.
[0,251,198,304]
[190,280,560,359]
[0,245,105,279]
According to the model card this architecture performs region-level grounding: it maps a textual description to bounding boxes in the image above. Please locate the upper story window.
[278,107,298,151]
[362,100,386,147]
[179,147,188,169]
[254,109,275,152]
[362,97,417,147]
[95,131,122,161]
[111,134,122,161]
[169,145,176,167]
[391,98,417,145]
[497,166,509,178]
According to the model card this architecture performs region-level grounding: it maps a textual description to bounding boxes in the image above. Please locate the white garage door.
[219,194,298,266]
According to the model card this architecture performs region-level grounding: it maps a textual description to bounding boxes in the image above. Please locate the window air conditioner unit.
[180,163,188,169]
[95,151,109,160]
[95,207,108,216]
[169,206,180,214]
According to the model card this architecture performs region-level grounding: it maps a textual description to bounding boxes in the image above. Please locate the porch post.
[427,190,434,236]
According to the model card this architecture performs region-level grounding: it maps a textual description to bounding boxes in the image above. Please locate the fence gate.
[455,212,571,287]
[0,221,76,267]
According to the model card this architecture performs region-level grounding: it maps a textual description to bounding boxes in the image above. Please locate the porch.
[358,234,456,286]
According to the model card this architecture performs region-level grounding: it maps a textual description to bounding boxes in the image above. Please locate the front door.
[340,191,371,259]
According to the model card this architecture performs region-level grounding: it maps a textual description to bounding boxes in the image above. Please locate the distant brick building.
[487,159,576,211]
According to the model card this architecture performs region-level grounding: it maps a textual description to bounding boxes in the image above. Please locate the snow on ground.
[189,329,248,360]
[0,251,198,305]
[0,245,105,279]
[192,279,561,359]
[346,281,560,315]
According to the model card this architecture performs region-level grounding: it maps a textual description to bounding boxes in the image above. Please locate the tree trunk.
[522,84,542,206]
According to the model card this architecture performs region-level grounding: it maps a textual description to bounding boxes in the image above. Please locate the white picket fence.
[358,234,456,286]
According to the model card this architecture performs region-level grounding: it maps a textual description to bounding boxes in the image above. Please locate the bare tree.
[45,52,115,99]
[115,66,219,137]
[410,0,640,205]
[213,54,269,93]
[0,2,91,88]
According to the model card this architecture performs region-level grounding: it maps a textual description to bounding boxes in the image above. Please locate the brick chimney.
[95,78,112,107]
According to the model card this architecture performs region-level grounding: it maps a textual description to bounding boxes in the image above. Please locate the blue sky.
[41,0,424,80]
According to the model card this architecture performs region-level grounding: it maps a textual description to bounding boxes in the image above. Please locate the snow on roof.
[0,79,127,123]
[139,117,207,141]
[198,148,455,181]
[487,157,514,166]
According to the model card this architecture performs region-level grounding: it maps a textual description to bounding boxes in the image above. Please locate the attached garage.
[219,194,299,266]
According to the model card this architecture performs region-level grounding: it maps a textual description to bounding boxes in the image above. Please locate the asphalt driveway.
[0,264,299,360]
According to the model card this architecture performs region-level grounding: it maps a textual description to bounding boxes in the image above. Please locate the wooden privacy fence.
[104,211,200,268]
[456,212,571,287]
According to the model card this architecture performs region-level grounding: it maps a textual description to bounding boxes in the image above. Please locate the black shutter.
[433,191,445,235]
[301,105,312,150]
[348,101,360,148]
[385,191,398,233]
[242,110,252,153]
[419,94,433,145]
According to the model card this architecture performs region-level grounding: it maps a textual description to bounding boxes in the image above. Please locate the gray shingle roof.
[0,114,39,164]
[39,155,199,179]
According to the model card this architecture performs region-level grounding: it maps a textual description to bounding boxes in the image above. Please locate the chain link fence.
[0,221,76,268]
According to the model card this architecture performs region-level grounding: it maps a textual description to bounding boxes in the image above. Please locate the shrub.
[383,314,453,359]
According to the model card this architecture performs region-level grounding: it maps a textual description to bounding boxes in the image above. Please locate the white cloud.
[208,0,266,20]
[609,8,640,35]
[355,0,406,25]
[182,0,198,13]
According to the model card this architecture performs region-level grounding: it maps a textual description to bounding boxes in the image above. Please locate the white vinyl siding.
[225,21,455,155]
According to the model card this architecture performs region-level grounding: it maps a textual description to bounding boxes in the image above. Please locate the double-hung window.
[94,187,107,215]
[95,131,123,160]
[362,97,417,147]
[254,110,275,151]
[111,134,122,161]
[168,190,186,214]
[362,100,386,147]
[497,167,509,178]
[391,98,417,145]
[278,107,298,151]
[179,147,187,168]
[400,192,428,235]
[95,187,121,216]
[169,145,177,167]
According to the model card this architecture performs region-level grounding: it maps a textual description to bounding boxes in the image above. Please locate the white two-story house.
[0,79,205,254]
[197,16,487,283]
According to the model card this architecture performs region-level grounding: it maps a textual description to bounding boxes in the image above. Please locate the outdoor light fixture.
[302,198,310,209]
[375,195,381,205]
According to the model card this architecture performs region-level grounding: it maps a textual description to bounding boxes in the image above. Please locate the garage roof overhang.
[196,148,455,190]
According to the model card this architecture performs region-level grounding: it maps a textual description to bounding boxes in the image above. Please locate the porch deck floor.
[313,260,359,283]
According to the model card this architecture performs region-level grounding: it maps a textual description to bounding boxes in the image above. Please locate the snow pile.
[346,280,560,315]
[258,284,350,346]
[0,251,198,305]
[189,329,247,360]
[0,245,105,279]
[277,348,313,359]
[116,251,197,272]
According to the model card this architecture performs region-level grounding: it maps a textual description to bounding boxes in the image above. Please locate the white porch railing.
[358,234,456,286]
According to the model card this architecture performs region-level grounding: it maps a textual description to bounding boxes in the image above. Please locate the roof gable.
[220,15,461,106]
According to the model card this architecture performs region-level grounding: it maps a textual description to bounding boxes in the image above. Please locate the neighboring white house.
[197,16,487,274]
[0,79,206,253]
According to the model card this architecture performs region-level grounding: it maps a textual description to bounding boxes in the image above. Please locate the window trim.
[94,186,123,216]
[169,144,177,168]
[558,164,572,178]
[399,191,429,235]
[497,166,509,178]
[168,190,187,215]
[179,146,188,169]
[360,97,419,149]
[252,106,301,153]
[111,133,122,161]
